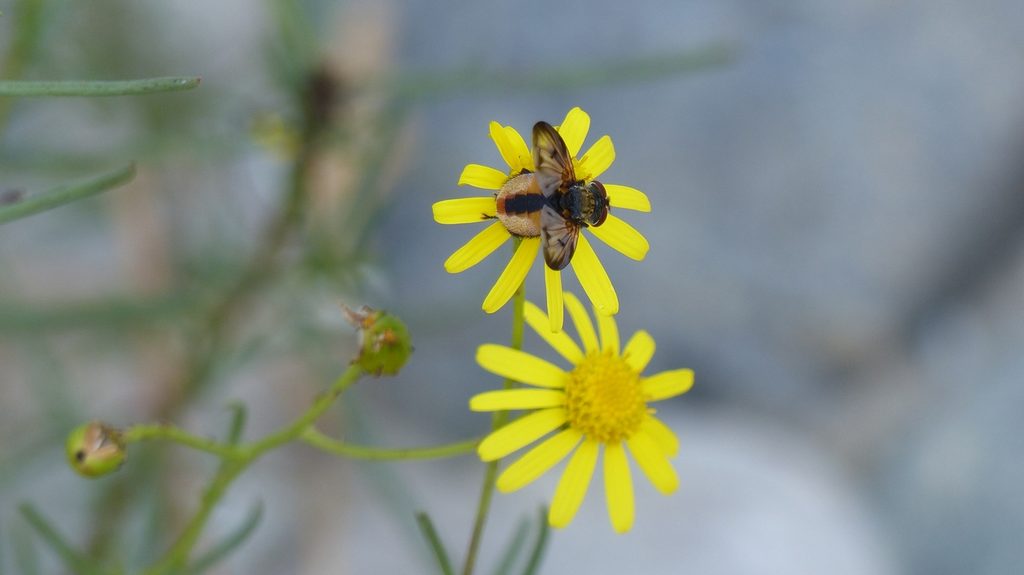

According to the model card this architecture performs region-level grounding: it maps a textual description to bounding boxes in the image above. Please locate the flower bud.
[343,305,413,376]
[66,422,126,478]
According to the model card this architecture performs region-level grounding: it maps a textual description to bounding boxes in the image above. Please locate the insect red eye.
[594,207,608,227]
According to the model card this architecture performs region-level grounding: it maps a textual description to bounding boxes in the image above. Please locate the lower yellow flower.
[468,293,693,533]
[432,107,651,331]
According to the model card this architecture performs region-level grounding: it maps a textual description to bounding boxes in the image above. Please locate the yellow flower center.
[564,351,647,443]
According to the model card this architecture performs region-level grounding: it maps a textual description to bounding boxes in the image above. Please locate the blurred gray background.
[3,0,1024,573]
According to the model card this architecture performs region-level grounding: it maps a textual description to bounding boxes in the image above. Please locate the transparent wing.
[540,205,580,270]
[532,121,575,199]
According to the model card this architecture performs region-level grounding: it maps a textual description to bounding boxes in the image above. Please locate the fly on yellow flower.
[468,293,693,533]
[432,108,651,331]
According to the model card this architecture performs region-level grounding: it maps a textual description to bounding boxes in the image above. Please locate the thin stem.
[242,364,362,458]
[0,77,201,97]
[143,365,362,574]
[142,461,245,575]
[0,164,136,225]
[462,275,527,575]
[121,425,239,459]
[300,428,481,461]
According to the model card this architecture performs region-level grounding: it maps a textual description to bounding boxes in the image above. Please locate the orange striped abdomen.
[496,173,544,237]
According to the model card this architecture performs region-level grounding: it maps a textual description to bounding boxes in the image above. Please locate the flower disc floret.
[564,352,645,443]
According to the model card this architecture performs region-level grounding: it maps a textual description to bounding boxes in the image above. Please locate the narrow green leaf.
[185,502,263,575]
[11,523,40,575]
[18,504,104,575]
[415,512,454,575]
[0,523,6,575]
[520,507,550,575]
[225,403,248,444]
[0,293,196,333]
[390,44,736,102]
[0,77,200,97]
[0,164,135,225]
[0,0,50,130]
[491,517,530,575]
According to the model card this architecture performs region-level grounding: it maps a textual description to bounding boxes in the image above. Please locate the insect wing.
[540,205,580,270]
[532,122,575,198]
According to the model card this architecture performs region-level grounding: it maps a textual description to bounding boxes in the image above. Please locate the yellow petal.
[605,184,651,212]
[497,428,582,492]
[596,310,619,354]
[556,107,591,158]
[476,344,566,388]
[623,330,655,373]
[482,237,540,313]
[577,135,615,181]
[444,221,510,273]
[490,121,531,174]
[458,164,509,190]
[588,214,649,261]
[523,301,584,364]
[544,265,564,332]
[642,369,695,402]
[505,126,534,171]
[570,235,619,315]
[603,442,635,534]
[469,389,566,412]
[549,438,599,528]
[432,197,497,224]
[641,416,679,457]
[563,292,599,353]
[476,408,567,461]
[627,431,679,495]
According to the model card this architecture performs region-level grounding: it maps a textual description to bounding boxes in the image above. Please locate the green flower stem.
[0,164,136,225]
[121,425,239,459]
[136,364,483,573]
[462,274,527,575]
[143,460,246,575]
[240,364,362,458]
[300,428,480,461]
[0,77,201,97]
[142,364,363,575]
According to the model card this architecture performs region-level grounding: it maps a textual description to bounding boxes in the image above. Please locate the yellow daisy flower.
[468,293,693,533]
[432,107,652,331]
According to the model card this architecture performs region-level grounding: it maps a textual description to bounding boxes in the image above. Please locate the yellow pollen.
[563,351,647,443]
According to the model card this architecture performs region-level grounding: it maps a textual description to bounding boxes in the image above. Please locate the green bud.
[66,422,126,478]
[343,305,413,376]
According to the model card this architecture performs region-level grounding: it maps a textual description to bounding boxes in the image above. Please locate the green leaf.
[390,44,736,102]
[225,403,248,444]
[521,507,550,575]
[0,293,196,333]
[11,522,40,575]
[0,77,200,97]
[0,164,135,225]
[185,502,263,575]
[415,512,454,575]
[491,517,530,575]
[18,504,105,575]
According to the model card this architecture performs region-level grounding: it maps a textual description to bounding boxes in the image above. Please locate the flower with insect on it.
[66,422,126,478]
[468,293,692,533]
[432,107,651,331]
